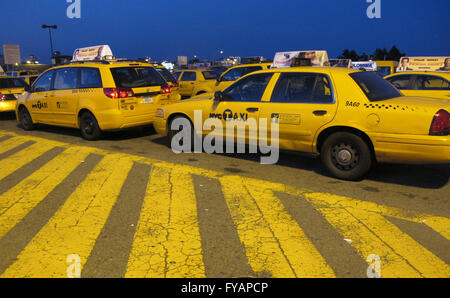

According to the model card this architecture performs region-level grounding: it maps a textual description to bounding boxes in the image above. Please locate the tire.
[320,132,373,181]
[167,116,199,152]
[79,111,102,141]
[18,107,36,131]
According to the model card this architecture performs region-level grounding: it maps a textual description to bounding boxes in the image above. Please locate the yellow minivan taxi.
[16,60,180,140]
[154,67,450,180]
[0,76,28,113]
[385,71,450,100]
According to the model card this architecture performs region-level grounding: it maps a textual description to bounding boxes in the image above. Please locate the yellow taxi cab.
[172,69,218,98]
[16,60,180,140]
[374,60,398,77]
[191,63,272,96]
[385,71,450,100]
[19,74,39,86]
[0,76,28,113]
[154,67,450,180]
[151,64,182,101]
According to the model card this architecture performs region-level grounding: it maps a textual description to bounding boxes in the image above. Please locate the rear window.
[350,72,402,101]
[110,67,166,88]
[156,68,177,83]
[0,78,27,89]
[202,71,217,80]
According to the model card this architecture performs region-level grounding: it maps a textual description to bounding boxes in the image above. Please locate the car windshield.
[110,67,166,88]
[202,71,217,80]
[350,71,402,101]
[0,78,27,89]
[156,68,177,83]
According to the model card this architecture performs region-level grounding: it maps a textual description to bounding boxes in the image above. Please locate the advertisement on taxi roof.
[72,45,113,61]
[352,61,377,71]
[272,50,329,68]
[397,57,450,72]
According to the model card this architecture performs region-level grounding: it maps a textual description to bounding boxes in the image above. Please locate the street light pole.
[42,24,57,62]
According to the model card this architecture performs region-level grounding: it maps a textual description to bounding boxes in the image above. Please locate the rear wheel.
[321,132,373,181]
[168,116,198,151]
[79,111,102,141]
[19,106,36,131]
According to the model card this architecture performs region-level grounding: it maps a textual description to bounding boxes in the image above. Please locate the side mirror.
[214,91,223,102]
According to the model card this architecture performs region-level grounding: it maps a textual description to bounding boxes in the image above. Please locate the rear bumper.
[372,134,450,164]
[96,109,156,130]
[0,101,16,112]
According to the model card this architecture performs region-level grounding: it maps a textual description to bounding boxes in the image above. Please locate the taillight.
[161,84,172,94]
[103,88,135,99]
[0,93,4,101]
[430,109,450,136]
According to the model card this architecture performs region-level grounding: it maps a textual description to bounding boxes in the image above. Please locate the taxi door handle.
[313,110,327,116]
[247,107,259,113]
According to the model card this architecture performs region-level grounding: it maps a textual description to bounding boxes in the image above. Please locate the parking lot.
[0,112,448,278]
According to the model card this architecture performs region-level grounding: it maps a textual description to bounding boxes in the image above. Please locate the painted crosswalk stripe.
[0,147,90,239]
[0,136,33,156]
[219,176,334,278]
[304,192,450,278]
[126,166,205,278]
[0,154,133,278]
[0,141,57,181]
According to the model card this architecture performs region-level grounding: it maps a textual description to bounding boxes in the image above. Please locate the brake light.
[429,109,450,135]
[0,93,4,101]
[161,84,172,94]
[103,88,135,99]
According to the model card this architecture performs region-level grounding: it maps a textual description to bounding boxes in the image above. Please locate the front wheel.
[79,111,102,141]
[19,107,36,131]
[321,132,373,181]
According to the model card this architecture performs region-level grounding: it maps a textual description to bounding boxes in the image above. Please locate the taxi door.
[258,72,338,153]
[27,70,55,123]
[178,71,197,97]
[51,67,80,126]
[207,73,274,145]
[408,74,450,100]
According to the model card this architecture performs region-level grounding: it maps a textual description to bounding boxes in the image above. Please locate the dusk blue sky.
[1,0,449,64]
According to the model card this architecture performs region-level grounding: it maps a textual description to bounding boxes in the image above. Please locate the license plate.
[142,96,153,104]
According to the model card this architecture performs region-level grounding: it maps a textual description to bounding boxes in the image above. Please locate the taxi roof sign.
[72,45,113,62]
[397,57,450,72]
[271,50,329,68]
[352,61,377,71]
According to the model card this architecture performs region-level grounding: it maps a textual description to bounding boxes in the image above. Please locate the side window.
[221,67,244,81]
[414,75,450,90]
[222,73,273,102]
[173,72,181,80]
[180,71,197,81]
[33,70,54,92]
[80,68,102,88]
[271,73,333,103]
[53,68,78,90]
[386,75,411,90]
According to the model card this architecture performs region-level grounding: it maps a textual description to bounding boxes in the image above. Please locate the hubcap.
[331,142,360,171]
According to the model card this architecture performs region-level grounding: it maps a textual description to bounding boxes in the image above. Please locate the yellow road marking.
[303,192,450,278]
[1,154,133,278]
[126,166,204,278]
[0,136,32,155]
[243,178,335,277]
[0,147,90,239]
[0,141,57,181]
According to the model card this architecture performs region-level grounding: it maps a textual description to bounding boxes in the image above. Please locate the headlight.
[156,108,164,118]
